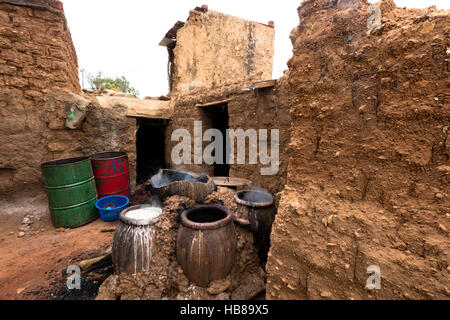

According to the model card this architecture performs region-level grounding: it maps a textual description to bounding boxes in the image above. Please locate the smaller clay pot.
[112,205,161,275]
[176,205,237,287]
[235,190,275,261]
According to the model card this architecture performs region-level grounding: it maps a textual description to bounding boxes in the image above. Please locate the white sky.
[63,0,449,97]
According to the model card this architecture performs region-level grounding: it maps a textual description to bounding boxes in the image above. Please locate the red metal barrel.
[91,152,130,199]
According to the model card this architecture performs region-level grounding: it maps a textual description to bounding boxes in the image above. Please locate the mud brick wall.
[266,0,449,300]
[0,1,79,92]
[0,2,136,198]
[172,9,275,93]
[41,92,137,193]
[165,81,291,195]
[0,2,79,196]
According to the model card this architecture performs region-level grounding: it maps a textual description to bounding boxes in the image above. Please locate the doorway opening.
[200,103,230,177]
[136,118,167,185]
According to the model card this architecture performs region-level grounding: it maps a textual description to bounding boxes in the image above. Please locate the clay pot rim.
[181,204,233,230]
[91,151,128,161]
[119,204,161,226]
[234,190,274,208]
[41,156,90,168]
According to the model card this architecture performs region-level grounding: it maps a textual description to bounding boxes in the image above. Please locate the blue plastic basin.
[95,195,129,222]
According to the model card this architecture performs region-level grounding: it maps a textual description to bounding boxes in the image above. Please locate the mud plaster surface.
[266,0,450,300]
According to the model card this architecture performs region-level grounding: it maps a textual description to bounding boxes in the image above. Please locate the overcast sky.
[63,0,449,98]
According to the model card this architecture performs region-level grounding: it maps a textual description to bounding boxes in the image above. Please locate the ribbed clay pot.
[112,205,161,275]
[235,190,275,261]
[176,205,237,287]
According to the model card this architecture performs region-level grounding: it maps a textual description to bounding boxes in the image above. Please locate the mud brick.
[0,64,17,75]
[0,35,11,48]
[48,47,64,59]
[35,57,53,70]
[52,70,68,82]
[0,10,10,25]
[24,89,44,100]
[11,14,30,26]
[9,4,32,16]
[21,66,49,79]
[51,60,67,71]
[29,78,49,89]
[5,76,28,88]
[32,7,56,20]
[0,26,16,38]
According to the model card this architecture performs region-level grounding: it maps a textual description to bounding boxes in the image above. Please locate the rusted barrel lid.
[90,151,128,161]
[212,177,252,188]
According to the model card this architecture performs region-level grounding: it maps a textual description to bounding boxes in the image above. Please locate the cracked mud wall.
[0,2,79,196]
[172,9,275,93]
[0,2,136,200]
[266,0,449,300]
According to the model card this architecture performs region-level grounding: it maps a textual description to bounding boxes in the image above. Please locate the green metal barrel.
[41,157,98,228]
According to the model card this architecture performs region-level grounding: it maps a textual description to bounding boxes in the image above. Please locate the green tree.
[87,72,139,95]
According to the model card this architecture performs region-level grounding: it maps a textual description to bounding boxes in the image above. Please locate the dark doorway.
[136,118,167,185]
[200,103,230,177]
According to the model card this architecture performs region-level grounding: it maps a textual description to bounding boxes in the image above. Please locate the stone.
[320,291,332,298]
[18,232,25,238]
[381,77,391,84]
[421,21,435,34]
[22,217,31,225]
[207,278,231,295]
[358,105,366,113]
[327,215,336,226]
[438,224,447,233]
[19,225,30,232]
[435,193,444,199]
[214,292,230,300]
[48,142,66,152]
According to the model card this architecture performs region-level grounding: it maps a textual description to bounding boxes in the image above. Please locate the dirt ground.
[0,204,116,300]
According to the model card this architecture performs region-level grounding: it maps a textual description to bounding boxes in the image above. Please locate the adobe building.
[0,1,288,201]
[159,7,291,194]
[0,0,449,300]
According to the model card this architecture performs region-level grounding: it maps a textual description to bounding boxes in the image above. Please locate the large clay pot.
[176,205,237,287]
[235,190,275,261]
[146,169,215,202]
[112,205,161,275]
